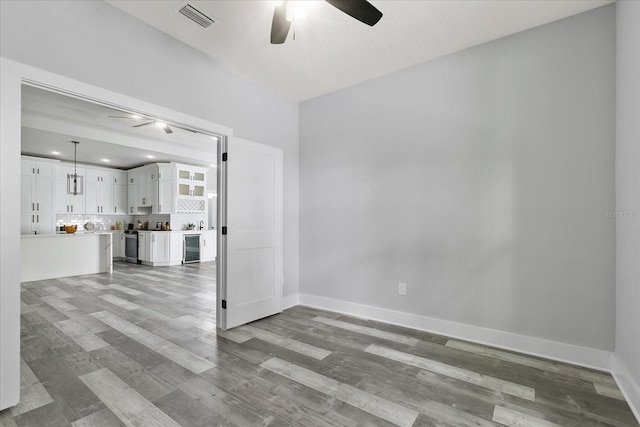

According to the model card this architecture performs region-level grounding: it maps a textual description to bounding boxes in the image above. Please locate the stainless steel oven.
[124,230,138,263]
[183,234,200,264]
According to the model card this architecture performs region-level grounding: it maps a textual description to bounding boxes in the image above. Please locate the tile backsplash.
[56,213,209,232]
[56,215,135,232]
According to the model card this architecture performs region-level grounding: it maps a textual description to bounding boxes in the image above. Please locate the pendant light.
[71,141,79,196]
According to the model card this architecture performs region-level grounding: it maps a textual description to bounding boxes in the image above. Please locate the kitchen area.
[20,86,219,282]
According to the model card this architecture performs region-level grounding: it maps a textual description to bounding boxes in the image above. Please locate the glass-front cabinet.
[176,163,206,213]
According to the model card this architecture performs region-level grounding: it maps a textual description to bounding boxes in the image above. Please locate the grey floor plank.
[5,261,638,427]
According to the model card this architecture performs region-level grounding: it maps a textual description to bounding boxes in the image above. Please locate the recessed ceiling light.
[146,155,155,159]
[156,122,167,128]
[130,115,142,119]
[211,136,219,141]
[210,164,217,168]
[101,158,111,163]
[51,151,60,155]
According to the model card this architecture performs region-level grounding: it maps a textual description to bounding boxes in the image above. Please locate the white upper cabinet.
[55,164,86,214]
[157,164,175,214]
[113,171,127,215]
[175,163,207,213]
[21,158,57,234]
[85,168,114,214]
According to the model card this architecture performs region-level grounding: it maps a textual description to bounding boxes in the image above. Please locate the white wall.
[614,0,640,418]
[0,0,299,300]
[0,0,299,410]
[299,6,616,354]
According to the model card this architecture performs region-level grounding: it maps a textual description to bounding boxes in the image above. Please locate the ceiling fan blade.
[132,121,154,128]
[324,0,383,26]
[270,1,292,44]
[163,125,173,134]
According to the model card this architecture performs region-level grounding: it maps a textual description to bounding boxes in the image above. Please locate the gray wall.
[615,0,640,392]
[0,0,299,299]
[300,6,615,350]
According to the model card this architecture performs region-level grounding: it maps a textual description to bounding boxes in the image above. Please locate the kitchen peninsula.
[21,232,113,282]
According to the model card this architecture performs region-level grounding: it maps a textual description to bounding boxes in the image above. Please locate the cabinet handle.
[37,203,39,211]
[36,215,39,223]
[114,206,117,213]
[32,215,34,223]
[32,168,35,174]
[32,203,35,211]
[71,205,73,213]
[37,168,40,174]
[66,205,69,213]
[98,205,100,212]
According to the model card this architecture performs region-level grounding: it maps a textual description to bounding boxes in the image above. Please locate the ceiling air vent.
[178,4,215,29]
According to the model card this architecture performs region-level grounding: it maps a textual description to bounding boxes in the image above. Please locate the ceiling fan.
[108,115,174,134]
[271,0,383,44]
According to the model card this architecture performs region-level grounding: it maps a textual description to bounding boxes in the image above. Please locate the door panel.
[220,137,283,330]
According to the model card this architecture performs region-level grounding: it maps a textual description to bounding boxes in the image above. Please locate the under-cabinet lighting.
[146,155,155,159]
[101,158,111,163]
[51,151,60,155]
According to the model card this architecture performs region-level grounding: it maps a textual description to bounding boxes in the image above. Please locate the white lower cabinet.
[170,234,183,264]
[111,230,125,258]
[138,231,171,265]
[150,232,171,264]
[200,230,216,262]
[138,232,149,262]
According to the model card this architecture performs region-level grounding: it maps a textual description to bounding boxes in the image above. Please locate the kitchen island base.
[21,233,113,282]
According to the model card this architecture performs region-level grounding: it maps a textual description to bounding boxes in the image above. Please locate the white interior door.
[218,136,283,330]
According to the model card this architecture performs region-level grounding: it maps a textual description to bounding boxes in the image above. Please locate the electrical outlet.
[398,282,406,296]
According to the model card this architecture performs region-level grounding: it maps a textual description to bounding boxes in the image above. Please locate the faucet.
[199,220,204,230]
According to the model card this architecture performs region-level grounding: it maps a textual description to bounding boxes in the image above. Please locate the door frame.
[0,57,233,410]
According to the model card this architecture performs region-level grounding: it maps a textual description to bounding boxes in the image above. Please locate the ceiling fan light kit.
[271,0,383,44]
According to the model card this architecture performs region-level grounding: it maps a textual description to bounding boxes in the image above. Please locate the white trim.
[298,293,613,372]
[283,293,300,310]
[0,57,233,411]
[612,355,640,423]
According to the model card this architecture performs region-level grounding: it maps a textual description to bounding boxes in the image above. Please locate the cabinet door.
[69,193,85,214]
[85,180,100,214]
[33,213,55,235]
[35,162,56,177]
[119,232,126,258]
[21,214,33,235]
[55,179,69,214]
[34,175,55,214]
[113,171,127,186]
[21,174,34,213]
[151,233,170,263]
[158,180,174,214]
[114,185,127,215]
[138,233,148,262]
[128,183,138,214]
[201,230,216,261]
[101,182,114,214]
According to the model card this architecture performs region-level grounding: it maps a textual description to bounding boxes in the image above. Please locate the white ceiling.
[105,0,613,101]
[21,85,218,170]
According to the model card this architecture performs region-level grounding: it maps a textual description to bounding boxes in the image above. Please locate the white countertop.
[22,232,113,239]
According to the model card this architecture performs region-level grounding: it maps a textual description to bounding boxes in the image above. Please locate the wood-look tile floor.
[1,261,638,427]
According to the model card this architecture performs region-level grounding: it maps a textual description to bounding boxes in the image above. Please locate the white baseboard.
[282,293,300,310]
[612,355,640,423]
[297,293,613,372]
